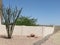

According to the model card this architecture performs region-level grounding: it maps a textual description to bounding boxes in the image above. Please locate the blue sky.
[3,0,60,25]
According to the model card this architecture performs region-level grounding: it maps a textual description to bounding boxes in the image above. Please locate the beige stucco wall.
[13,26,43,36]
[0,25,54,37]
[42,26,54,37]
[13,26,54,37]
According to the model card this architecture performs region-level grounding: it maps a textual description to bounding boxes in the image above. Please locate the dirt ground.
[0,35,42,45]
[41,30,60,45]
[0,31,60,45]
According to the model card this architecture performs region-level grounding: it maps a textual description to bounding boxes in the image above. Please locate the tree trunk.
[7,29,11,38]
[6,25,14,39]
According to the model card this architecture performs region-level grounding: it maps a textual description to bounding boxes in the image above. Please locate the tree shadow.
[0,35,12,39]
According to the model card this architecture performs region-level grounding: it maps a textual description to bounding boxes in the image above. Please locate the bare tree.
[1,6,22,38]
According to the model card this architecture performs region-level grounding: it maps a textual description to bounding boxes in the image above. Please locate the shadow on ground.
[34,34,52,45]
[0,35,12,39]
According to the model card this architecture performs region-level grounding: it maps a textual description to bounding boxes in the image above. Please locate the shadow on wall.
[53,26,60,34]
